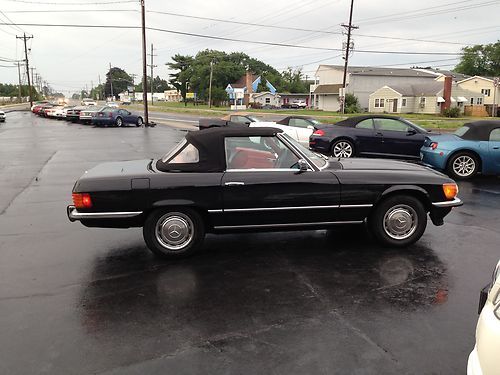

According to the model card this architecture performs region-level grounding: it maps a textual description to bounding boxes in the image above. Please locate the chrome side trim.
[224,205,340,212]
[207,209,223,213]
[432,197,463,208]
[339,204,373,208]
[225,168,300,172]
[67,205,143,221]
[214,220,364,230]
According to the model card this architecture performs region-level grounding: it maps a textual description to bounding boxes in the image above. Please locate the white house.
[250,92,281,108]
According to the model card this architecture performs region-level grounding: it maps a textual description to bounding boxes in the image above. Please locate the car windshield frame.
[280,133,328,169]
[401,119,429,133]
[454,126,470,138]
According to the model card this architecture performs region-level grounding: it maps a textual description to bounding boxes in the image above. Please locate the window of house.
[402,98,407,107]
[265,97,271,104]
[470,98,475,105]
[481,89,491,97]
[420,97,426,105]
[489,128,500,142]
[374,98,385,108]
[477,97,483,105]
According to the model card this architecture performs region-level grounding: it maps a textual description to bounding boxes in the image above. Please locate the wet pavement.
[1,112,499,374]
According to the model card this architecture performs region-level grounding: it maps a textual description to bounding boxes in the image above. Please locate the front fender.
[378,185,432,209]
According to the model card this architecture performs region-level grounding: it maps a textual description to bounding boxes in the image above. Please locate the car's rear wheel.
[136,117,143,127]
[369,195,427,247]
[115,117,123,127]
[331,139,355,158]
[447,152,478,179]
[143,208,205,258]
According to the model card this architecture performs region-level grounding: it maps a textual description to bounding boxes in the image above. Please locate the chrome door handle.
[224,181,245,186]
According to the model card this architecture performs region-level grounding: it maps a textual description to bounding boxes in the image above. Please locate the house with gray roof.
[369,81,481,114]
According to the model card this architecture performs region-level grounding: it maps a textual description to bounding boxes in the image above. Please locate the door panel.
[351,119,380,155]
[488,128,500,172]
[373,118,424,158]
[221,171,341,226]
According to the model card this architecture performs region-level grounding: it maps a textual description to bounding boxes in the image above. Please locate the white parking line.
[150,116,198,124]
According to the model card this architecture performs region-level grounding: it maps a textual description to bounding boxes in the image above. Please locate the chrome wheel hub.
[383,204,418,240]
[452,156,475,177]
[333,141,353,158]
[155,213,194,251]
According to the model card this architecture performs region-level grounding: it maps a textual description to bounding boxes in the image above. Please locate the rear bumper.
[92,118,114,126]
[67,205,143,222]
[420,147,451,170]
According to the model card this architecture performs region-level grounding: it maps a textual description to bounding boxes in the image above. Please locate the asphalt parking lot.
[1,111,499,374]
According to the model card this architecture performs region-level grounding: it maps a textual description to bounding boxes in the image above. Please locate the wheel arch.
[376,185,432,211]
[445,148,483,173]
[146,200,213,229]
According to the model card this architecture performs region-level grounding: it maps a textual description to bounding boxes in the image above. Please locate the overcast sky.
[0,0,499,94]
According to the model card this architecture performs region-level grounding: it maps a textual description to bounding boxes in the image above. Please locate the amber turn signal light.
[442,183,458,200]
[72,193,92,208]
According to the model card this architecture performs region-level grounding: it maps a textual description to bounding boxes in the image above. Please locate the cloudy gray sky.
[0,0,499,94]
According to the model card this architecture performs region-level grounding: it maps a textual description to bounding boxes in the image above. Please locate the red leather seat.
[229,147,275,169]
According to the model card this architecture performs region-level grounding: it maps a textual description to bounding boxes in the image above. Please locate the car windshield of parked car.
[281,133,327,169]
[454,126,470,138]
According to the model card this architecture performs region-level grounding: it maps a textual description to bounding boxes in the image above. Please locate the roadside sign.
[186,92,195,99]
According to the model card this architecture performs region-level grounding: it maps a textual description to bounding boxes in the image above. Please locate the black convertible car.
[67,127,462,258]
[310,115,434,159]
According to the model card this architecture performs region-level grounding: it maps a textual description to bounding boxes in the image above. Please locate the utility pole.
[141,0,149,126]
[30,67,35,98]
[147,43,157,106]
[208,60,214,108]
[17,61,22,103]
[17,33,34,107]
[109,62,114,100]
[98,74,102,100]
[341,0,358,114]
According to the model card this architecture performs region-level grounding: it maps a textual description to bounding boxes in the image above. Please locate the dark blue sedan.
[92,108,144,127]
[309,115,432,159]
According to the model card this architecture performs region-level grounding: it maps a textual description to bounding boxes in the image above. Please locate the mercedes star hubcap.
[155,213,194,251]
[383,204,418,240]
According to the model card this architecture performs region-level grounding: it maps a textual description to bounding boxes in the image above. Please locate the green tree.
[455,41,500,76]
[344,93,361,114]
[280,68,307,93]
[167,54,194,106]
[105,67,132,98]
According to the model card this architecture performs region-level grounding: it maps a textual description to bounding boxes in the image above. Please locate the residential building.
[312,84,342,111]
[164,89,181,102]
[250,92,281,108]
[226,72,277,107]
[369,80,480,114]
[313,65,439,110]
[457,76,500,115]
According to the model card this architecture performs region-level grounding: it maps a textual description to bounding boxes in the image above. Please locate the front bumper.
[432,197,463,208]
[67,205,143,222]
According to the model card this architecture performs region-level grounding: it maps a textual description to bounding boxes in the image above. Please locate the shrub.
[344,93,361,113]
[443,107,461,118]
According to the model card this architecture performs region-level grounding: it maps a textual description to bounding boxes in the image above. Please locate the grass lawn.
[132,101,493,131]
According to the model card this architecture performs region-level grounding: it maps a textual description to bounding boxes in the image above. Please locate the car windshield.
[247,116,260,122]
[309,119,321,125]
[454,126,470,138]
[281,133,327,169]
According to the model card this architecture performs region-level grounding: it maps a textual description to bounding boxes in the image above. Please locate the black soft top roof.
[157,126,284,172]
[460,120,500,141]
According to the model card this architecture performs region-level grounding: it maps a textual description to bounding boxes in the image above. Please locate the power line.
[0,22,465,55]
[4,0,137,4]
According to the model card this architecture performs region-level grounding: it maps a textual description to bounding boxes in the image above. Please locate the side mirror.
[407,129,417,136]
[297,159,309,173]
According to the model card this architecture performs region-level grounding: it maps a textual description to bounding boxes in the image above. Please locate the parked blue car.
[92,108,144,127]
[420,120,500,179]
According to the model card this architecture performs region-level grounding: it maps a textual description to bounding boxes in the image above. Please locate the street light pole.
[208,60,214,108]
[141,0,149,126]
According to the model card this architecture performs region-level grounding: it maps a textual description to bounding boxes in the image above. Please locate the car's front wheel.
[331,139,355,158]
[136,117,143,127]
[447,152,478,179]
[143,208,205,258]
[369,195,427,247]
[115,117,123,127]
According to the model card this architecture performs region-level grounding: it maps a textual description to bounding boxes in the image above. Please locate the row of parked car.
[30,101,144,127]
[211,113,500,180]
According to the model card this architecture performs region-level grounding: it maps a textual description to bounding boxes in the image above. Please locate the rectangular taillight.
[430,142,438,150]
[72,193,92,208]
[312,129,325,136]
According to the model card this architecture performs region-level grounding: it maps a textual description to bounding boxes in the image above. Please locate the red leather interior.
[229,147,275,169]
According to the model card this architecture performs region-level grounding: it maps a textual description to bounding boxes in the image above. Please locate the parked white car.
[468,260,500,375]
[81,98,97,106]
[106,101,119,108]
[0,110,5,122]
[250,116,321,148]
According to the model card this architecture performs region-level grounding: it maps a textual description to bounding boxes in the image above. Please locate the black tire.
[331,139,355,158]
[115,117,123,127]
[143,208,205,258]
[136,117,143,127]
[369,195,427,247]
[446,152,479,180]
